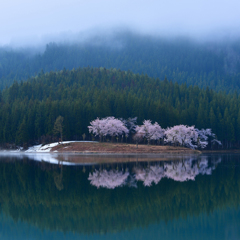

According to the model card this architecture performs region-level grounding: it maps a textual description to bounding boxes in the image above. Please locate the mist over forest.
[1,31,240,92]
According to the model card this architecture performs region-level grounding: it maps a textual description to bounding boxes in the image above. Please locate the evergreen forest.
[1,32,240,148]
[0,67,240,148]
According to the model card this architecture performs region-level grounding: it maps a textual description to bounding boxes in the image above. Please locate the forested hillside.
[1,32,240,91]
[0,67,239,148]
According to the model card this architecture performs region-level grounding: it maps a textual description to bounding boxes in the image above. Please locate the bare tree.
[133,132,144,148]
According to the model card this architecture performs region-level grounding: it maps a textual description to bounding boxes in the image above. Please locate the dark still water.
[0,153,240,239]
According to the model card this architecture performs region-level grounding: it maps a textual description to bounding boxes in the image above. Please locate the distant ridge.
[0,32,240,91]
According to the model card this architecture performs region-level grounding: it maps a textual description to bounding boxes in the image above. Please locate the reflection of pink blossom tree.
[133,157,221,185]
[88,157,221,188]
[135,120,164,145]
[164,159,197,181]
[134,165,165,186]
[164,157,221,181]
[88,169,129,189]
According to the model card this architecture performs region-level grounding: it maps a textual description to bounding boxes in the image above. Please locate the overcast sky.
[1,0,240,46]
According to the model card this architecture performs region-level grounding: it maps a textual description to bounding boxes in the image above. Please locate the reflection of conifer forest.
[0,155,239,234]
[1,67,240,148]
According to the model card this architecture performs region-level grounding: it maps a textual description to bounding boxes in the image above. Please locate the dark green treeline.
[0,155,239,234]
[1,67,240,147]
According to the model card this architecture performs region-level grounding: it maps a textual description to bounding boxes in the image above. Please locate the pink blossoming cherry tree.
[135,120,164,145]
[88,117,129,142]
[88,116,221,149]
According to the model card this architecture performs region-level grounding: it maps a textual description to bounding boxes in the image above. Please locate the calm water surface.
[0,153,239,240]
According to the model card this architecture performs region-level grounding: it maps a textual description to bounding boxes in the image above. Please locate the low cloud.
[1,0,240,47]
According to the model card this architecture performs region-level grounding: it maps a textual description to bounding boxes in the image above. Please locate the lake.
[0,152,239,239]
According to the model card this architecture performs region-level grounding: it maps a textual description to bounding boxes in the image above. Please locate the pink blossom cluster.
[88,117,129,140]
[135,120,164,144]
[164,125,221,149]
[164,125,198,148]
[88,116,221,149]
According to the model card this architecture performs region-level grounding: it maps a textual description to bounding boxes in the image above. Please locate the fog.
[1,0,240,47]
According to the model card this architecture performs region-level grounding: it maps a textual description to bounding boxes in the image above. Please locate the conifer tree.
[53,116,64,142]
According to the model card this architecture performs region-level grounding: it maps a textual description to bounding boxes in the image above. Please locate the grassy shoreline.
[51,142,201,154]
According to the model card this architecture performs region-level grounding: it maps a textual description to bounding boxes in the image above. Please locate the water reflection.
[0,152,78,165]
[0,151,207,165]
[88,169,130,189]
[0,153,239,239]
[88,157,221,188]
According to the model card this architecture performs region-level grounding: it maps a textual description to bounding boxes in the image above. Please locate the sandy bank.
[51,142,200,154]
